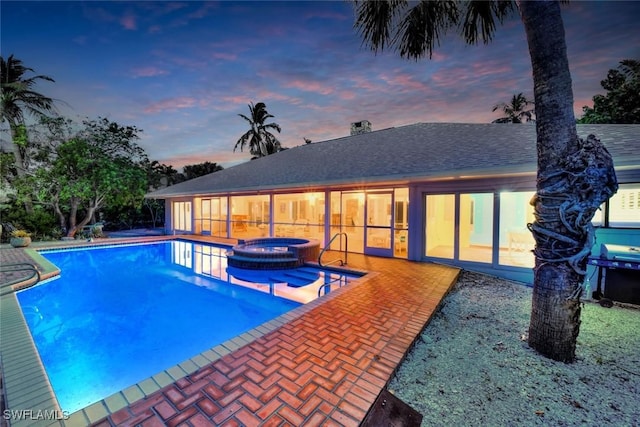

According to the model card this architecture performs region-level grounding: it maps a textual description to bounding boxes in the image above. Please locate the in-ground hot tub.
[227,237,320,270]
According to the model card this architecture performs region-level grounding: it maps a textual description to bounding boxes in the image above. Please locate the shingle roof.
[147,123,640,198]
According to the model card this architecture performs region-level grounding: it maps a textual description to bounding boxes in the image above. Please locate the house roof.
[147,123,640,198]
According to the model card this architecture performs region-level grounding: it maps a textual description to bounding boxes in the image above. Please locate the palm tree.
[234,102,282,159]
[354,0,618,362]
[1,54,56,212]
[492,93,535,123]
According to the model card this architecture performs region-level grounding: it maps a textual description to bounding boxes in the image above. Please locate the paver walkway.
[1,238,460,426]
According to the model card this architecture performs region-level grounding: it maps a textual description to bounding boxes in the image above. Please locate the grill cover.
[600,244,640,263]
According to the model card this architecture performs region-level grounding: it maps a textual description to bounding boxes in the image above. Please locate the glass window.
[273,192,325,244]
[341,192,365,253]
[230,195,270,238]
[499,191,535,267]
[202,199,211,232]
[330,191,341,230]
[608,184,640,227]
[172,201,192,232]
[194,199,211,234]
[425,194,455,259]
[366,192,392,250]
[459,193,493,263]
[211,197,228,237]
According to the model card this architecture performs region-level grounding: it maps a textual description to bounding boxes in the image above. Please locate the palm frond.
[1,54,56,124]
[234,130,252,152]
[461,1,515,45]
[263,122,282,133]
[354,0,407,53]
[354,0,515,60]
[396,1,458,59]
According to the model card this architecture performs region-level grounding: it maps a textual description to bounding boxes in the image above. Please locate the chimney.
[350,120,372,135]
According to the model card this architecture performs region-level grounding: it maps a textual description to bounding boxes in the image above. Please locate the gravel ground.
[389,270,640,427]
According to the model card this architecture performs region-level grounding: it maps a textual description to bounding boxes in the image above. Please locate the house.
[146,122,640,283]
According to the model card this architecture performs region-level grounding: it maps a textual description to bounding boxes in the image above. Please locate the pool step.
[226,265,355,290]
[269,270,321,287]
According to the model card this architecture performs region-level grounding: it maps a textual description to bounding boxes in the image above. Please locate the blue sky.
[2,1,639,170]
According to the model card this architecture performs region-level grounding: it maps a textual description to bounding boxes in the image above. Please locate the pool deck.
[0,236,460,426]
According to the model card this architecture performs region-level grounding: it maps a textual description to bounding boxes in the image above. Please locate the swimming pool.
[16,240,359,413]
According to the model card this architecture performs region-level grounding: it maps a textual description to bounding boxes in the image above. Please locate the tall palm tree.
[354,0,618,362]
[234,102,282,159]
[492,92,535,123]
[1,54,56,212]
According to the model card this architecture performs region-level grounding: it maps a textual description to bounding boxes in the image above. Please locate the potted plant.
[10,230,32,248]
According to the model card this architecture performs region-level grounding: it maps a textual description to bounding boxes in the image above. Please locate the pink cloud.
[212,52,237,61]
[284,79,335,96]
[379,71,430,92]
[120,14,137,30]
[338,90,356,101]
[144,97,198,113]
[131,66,169,78]
[221,95,252,105]
[431,67,473,87]
[350,75,381,91]
[253,90,303,105]
[430,51,448,62]
[476,65,512,77]
[160,151,249,171]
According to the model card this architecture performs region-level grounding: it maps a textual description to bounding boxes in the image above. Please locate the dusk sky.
[3,1,639,170]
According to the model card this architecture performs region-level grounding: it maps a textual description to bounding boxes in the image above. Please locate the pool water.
[17,240,359,413]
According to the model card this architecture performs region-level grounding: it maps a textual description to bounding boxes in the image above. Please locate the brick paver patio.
[1,237,459,426]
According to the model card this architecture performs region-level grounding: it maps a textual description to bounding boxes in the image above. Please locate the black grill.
[589,244,640,305]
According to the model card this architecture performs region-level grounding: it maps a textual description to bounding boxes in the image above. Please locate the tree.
[21,117,148,237]
[140,160,183,229]
[234,102,282,159]
[144,160,182,189]
[354,0,618,362]
[1,54,56,212]
[578,59,640,124]
[182,161,224,180]
[492,92,535,123]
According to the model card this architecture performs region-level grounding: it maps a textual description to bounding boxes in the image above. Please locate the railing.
[318,232,348,267]
[317,276,349,298]
[0,262,41,296]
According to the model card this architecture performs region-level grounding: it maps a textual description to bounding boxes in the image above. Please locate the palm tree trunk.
[520,1,582,362]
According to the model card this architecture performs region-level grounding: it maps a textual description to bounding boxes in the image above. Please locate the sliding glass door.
[365,192,393,257]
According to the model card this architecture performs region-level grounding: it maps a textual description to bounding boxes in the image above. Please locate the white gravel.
[389,270,640,427]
